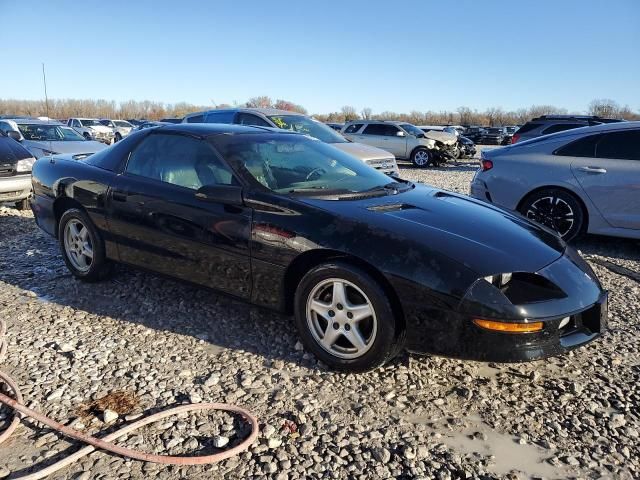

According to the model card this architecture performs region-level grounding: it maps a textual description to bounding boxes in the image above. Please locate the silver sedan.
[470,122,640,241]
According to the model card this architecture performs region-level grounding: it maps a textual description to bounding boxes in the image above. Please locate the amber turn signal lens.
[473,318,543,333]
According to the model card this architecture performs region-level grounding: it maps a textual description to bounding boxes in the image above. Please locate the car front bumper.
[0,174,32,202]
[402,247,607,362]
[404,292,607,362]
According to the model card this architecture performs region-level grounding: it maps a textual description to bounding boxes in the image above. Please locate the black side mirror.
[195,185,243,206]
[7,131,22,142]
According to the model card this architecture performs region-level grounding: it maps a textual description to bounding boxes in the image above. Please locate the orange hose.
[0,320,259,479]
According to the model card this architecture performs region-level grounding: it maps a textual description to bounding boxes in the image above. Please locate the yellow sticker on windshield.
[272,117,286,129]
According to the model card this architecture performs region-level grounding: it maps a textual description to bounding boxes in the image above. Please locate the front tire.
[411,148,433,168]
[294,262,403,372]
[114,132,122,142]
[519,188,585,242]
[58,208,112,281]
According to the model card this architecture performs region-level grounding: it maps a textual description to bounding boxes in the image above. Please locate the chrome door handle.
[578,166,607,174]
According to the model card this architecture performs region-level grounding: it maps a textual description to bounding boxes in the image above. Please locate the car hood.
[332,142,395,161]
[302,184,565,276]
[0,137,32,162]
[25,140,108,156]
[86,125,112,133]
[422,130,457,145]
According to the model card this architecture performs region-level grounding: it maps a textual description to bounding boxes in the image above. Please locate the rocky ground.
[0,154,638,479]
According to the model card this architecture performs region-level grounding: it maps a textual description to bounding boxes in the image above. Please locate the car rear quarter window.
[515,123,541,134]
[204,111,235,124]
[344,123,363,134]
[542,123,585,135]
[595,130,640,160]
[554,134,601,158]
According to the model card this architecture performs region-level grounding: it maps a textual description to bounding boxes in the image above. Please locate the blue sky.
[1,0,638,114]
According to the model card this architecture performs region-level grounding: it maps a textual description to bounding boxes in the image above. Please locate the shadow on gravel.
[0,213,324,370]
[575,234,640,264]
[396,160,479,172]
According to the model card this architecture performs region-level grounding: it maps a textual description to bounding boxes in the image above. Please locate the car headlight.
[16,158,36,172]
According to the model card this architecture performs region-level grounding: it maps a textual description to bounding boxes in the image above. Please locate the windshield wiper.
[285,186,329,193]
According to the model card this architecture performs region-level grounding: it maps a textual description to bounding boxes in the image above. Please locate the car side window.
[555,134,600,158]
[595,131,640,160]
[125,133,237,189]
[381,125,401,136]
[236,113,270,127]
[344,123,363,134]
[73,120,81,127]
[362,124,386,136]
[204,111,235,124]
[186,114,204,123]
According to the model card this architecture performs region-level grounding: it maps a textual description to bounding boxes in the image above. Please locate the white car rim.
[526,196,575,238]
[414,150,430,166]
[306,278,377,360]
[63,219,94,272]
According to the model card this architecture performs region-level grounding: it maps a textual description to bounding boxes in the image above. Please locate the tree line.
[0,96,637,126]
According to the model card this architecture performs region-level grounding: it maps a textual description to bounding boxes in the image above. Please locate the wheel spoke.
[82,243,93,260]
[309,299,331,318]
[320,326,341,350]
[80,226,89,241]
[331,281,347,307]
[69,222,81,238]
[344,326,367,351]
[349,303,373,322]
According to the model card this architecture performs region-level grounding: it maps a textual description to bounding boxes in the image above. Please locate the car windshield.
[80,119,103,127]
[115,121,132,127]
[267,115,347,144]
[18,124,86,141]
[487,128,503,133]
[212,133,399,197]
[399,124,425,137]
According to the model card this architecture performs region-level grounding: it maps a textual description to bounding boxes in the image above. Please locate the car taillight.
[511,134,520,144]
[481,159,493,171]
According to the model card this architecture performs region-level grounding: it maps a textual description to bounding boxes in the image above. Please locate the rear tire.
[411,148,433,168]
[58,208,112,281]
[519,188,586,242]
[294,262,403,372]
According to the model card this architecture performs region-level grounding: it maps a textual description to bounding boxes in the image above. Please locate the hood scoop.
[367,203,416,213]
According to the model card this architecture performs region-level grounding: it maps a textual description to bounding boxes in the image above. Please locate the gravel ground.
[0,152,638,479]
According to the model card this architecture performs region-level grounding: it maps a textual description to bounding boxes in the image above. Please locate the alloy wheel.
[306,278,377,359]
[413,150,430,166]
[63,219,94,272]
[525,196,574,237]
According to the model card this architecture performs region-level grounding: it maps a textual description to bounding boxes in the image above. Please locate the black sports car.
[30,124,607,371]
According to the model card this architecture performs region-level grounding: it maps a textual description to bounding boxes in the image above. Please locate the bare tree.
[340,106,359,121]
[245,96,273,109]
[588,99,620,118]
[360,107,372,120]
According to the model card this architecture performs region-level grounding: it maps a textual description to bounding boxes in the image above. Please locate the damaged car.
[30,124,607,371]
[342,120,456,167]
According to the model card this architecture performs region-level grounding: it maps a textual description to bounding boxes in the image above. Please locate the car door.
[568,130,640,230]
[359,124,407,158]
[107,131,253,298]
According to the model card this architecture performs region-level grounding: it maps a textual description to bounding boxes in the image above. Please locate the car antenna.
[42,62,54,158]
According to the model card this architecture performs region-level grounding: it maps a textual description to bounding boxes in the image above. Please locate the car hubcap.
[414,150,430,166]
[306,278,377,359]
[63,219,93,272]
[525,196,574,237]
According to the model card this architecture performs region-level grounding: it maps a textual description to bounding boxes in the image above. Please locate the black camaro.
[30,124,607,371]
